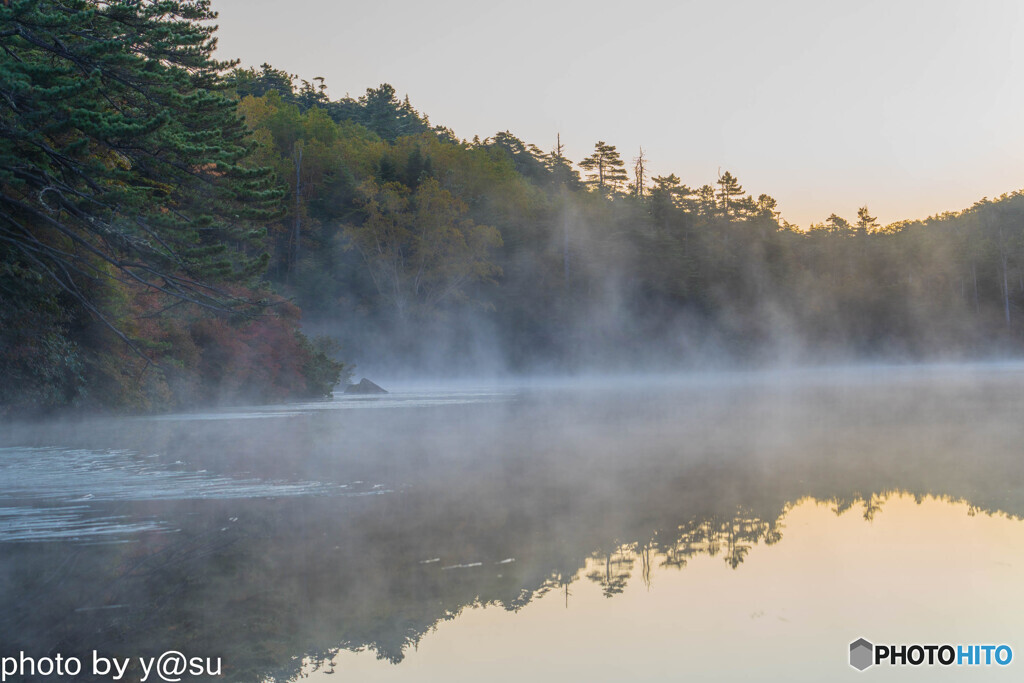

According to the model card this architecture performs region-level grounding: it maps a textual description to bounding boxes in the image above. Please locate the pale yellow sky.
[212,0,1024,229]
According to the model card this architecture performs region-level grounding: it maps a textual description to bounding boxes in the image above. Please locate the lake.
[2,364,1024,681]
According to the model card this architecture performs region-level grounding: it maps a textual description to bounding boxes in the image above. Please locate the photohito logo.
[849,638,1013,671]
[850,638,873,671]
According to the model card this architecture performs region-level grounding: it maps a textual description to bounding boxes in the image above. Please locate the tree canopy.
[0,1,343,412]
[1,0,279,317]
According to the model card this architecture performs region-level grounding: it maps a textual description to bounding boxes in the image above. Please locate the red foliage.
[106,283,328,409]
[189,311,311,404]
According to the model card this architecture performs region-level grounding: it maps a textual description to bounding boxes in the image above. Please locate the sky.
[212,0,1024,229]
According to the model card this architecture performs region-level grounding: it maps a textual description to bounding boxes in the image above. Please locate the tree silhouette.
[579,141,629,197]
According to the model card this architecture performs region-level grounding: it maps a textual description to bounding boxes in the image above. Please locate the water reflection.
[323,494,1024,683]
[2,366,1024,681]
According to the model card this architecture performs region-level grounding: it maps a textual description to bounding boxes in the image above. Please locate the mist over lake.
[2,364,1023,681]
[6,2,1024,681]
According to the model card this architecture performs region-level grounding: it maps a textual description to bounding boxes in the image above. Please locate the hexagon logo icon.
[850,638,874,671]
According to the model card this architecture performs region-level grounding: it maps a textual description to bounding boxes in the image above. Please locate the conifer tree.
[855,206,879,237]
[355,84,427,142]
[227,63,299,103]
[695,184,718,219]
[547,133,581,188]
[715,171,746,219]
[825,213,853,237]
[0,0,281,340]
[649,174,694,211]
[579,141,629,196]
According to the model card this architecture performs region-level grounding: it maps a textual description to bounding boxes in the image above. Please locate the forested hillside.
[4,1,1024,414]
[230,64,1024,373]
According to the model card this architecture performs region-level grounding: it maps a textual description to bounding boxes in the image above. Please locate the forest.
[4,0,1024,414]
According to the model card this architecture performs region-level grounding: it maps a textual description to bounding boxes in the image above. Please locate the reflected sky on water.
[2,364,1024,681]
[321,494,1024,682]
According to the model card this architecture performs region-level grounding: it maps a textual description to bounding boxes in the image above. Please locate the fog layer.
[2,365,1023,680]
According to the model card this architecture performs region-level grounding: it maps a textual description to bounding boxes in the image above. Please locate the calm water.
[2,365,1024,681]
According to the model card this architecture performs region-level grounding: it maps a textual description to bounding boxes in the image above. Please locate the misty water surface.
[2,364,1024,681]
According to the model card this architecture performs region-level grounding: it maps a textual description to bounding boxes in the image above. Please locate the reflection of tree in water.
[580,509,781,595]
[639,545,652,588]
[828,492,887,521]
[862,494,885,520]
[0,487,1017,682]
[535,568,579,607]
[652,508,784,572]
[586,544,636,597]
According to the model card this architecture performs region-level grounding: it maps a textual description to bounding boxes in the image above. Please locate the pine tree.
[825,213,853,237]
[755,194,780,220]
[579,141,629,196]
[355,84,428,142]
[715,171,746,219]
[547,133,581,188]
[855,206,879,237]
[695,184,718,219]
[490,131,551,183]
[649,174,694,211]
[0,0,281,345]
[227,63,298,103]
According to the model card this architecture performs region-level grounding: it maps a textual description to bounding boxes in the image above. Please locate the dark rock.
[344,378,388,395]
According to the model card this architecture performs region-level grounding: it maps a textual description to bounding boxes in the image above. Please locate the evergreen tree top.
[1,0,281,342]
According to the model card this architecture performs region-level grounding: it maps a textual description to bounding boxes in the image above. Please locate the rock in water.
[344,378,388,395]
